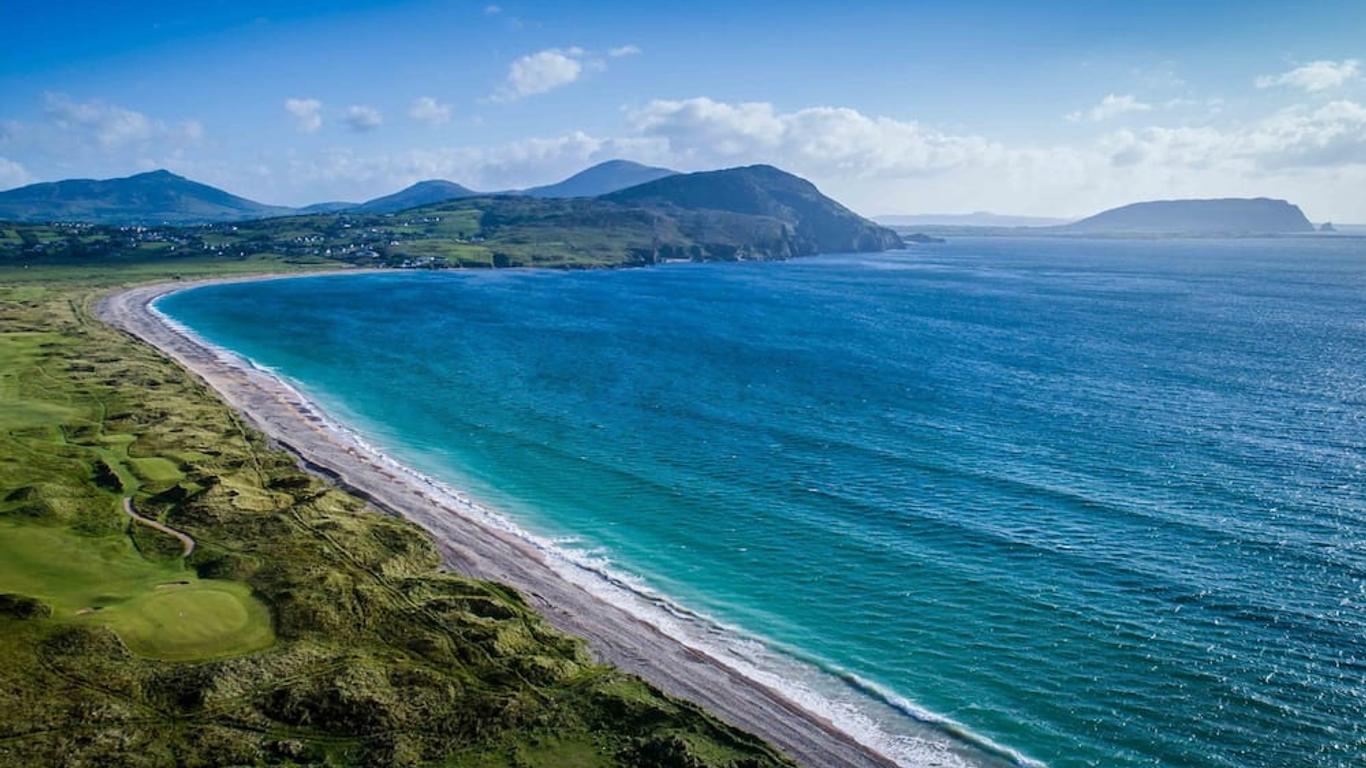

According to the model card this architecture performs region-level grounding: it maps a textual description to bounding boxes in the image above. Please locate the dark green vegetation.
[0,166,902,270]
[520,160,677,198]
[1060,197,1315,235]
[299,201,362,215]
[605,165,904,254]
[0,170,294,225]
[0,261,796,767]
[355,180,479,214]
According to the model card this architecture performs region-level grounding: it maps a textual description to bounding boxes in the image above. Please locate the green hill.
[354,180,480,213]
[0,170,293,225]
[297,200,360,214]
[521,160,678,198]
[604,164,903,253]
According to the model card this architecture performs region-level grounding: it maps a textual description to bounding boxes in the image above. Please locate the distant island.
[889,197,1323,238]
[1059,197,1315,236]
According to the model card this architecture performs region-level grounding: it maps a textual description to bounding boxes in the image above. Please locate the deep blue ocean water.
[160,237,1366,768]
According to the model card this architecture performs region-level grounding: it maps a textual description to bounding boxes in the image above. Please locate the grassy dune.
[0,261,793,767]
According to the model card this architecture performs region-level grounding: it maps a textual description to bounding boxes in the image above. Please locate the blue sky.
[2,1,1365,219]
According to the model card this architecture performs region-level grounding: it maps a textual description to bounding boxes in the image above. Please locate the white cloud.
[0,95,205,185]
[0,156,30,189]
[165,119,205,144]
[1066,93,1154,123]
[1098,100,1366,171]
[408,96,452,125]
[1234,99,1366,168]
[26,93,204,157]
[283,130,670,198]
[207,89,1366,219]
[484,4,501,14]
[1256,59,1360,92]
[43,92,156,148]
[629,97,997,176]
[344,105,383,132]
[495,48,586,101]
[620,95,1366,219]
[609,44,642,58]
[632,95,1366,180]
[16,84,1366,221]
[284,98,324,132]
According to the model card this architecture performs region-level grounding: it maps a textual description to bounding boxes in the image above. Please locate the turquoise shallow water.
[160,237,1366,767]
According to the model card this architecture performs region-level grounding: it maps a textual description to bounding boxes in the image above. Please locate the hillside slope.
[354,180,479,213]
[605,165,903,253]
[0,170,292,224]
[521,160,677,198]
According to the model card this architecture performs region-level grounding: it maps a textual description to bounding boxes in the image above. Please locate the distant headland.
[885,197,1334,239]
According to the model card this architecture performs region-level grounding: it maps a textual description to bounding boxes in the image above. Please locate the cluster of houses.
[3,214,483,269]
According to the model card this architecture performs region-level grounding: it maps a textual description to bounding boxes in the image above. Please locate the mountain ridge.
[520,160,677,198]
[353,179,480,214]
[0,170,293,225]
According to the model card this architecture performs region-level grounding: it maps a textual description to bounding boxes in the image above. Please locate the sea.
[158,236,1366,768]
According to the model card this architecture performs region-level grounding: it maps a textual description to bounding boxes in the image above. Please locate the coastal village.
[0,214,476,269]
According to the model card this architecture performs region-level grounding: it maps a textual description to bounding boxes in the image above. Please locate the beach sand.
[98,272,1001,768]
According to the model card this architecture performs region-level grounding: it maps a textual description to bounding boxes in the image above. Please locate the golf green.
[0,520,274,660]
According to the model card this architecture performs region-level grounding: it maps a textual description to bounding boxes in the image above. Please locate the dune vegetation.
[0,258,793,767]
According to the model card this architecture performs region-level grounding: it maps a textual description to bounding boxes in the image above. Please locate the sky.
[2,0,1365,220]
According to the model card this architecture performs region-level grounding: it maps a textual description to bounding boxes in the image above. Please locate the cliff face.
[1063,198,1315,235]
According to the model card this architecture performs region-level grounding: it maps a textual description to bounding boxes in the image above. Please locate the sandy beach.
[97,271,1002,768]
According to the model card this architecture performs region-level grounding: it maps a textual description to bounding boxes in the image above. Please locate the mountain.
[876,212,1071,228]
[354,180,479,213]
[0,170,292,225]
[1062,198,1315,235]
[297,201,360,214]
[603,164,902,253]
[521,160,677,198]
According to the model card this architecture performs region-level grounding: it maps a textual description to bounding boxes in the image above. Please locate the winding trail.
[123,496,195,558]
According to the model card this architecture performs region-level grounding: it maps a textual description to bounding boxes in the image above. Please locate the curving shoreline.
[97,270,1008,768]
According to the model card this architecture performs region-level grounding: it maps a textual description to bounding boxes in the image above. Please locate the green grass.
[127,456,183,485]
[0,253,338,285]
[0,521,274,660]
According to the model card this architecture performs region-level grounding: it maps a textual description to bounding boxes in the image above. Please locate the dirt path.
[123,497,195,558]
